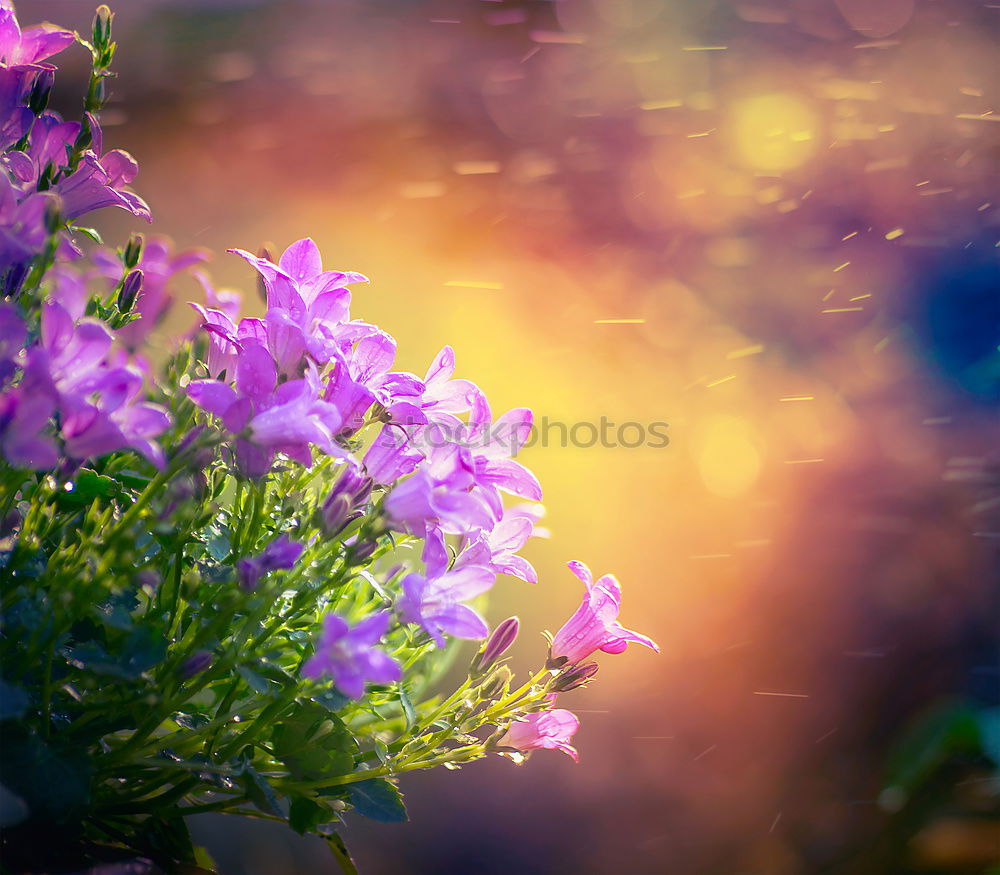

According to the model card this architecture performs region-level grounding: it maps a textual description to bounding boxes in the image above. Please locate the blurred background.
[32,0,1000,872]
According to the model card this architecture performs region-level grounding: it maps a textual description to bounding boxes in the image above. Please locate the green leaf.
[237,665,277,696]
[65,468,117,504]
[312,687,350,714]
[70,225,103,244]
[347,778,408,823]
[289,796,334,835]
[399,687,417,730]
[240,763,284,817]
[326,831,359,875]
[204,527,231,562]
[65,626,166,680]
[271,704,357,780]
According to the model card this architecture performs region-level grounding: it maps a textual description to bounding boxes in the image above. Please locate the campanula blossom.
[94,237,208,346]
[550,561,659,664]
[237,533,304,591]
[186,344,346,477]
[384,442,496,537]
[503,709,580,761]
[361,423,421,485]
[302,610,402,699]
[54,149,151,223]
[395,530,494,645]
[36,300,170,465]
[457,504,545,583]
[229,238,367,375]
[0,353,57,469]
[419,345,487,424]
[0,7,74,70]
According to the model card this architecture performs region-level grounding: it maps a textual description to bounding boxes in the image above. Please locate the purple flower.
[186,345,346,478]
[302,610,402,699]
[361,424,421,486]
[457,504,545,583]
[0,176,52,268]
[384,442,496,537]
[549,561,659,664]
[419,345,486,423]
[0,301,24,383]
[0,8,75,70]
[396,534,495,646]
[54,149,151,224]
[40,301,170,466]
[93,237,208,347]
[503,709,580,761]
[237,533,304,590]
[0,351,57,469]
[229,238,367,375]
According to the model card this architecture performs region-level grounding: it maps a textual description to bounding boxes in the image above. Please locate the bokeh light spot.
[729,93,818,171]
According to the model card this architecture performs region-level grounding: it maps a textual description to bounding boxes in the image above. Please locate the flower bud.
[93,5,113,49]
[133,568,161,591]
[123,233,144,269]
[180,649,213,679]
[28,69,55,115]
[474,617,519,673]
[551,661,599,692]
[117,269,143,313]
[320,467,373,536]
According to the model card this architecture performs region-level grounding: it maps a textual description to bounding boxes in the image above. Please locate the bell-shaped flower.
[237,533,304,590]
[302,611,402,699]
[503,709,580,761]
[457,504,546,583]
[550,561,659,664]
[0,8,74,69]
[229,238,366,375]
[396,535,495,647]
[187,344,346,477]
[384,442,496,537]
[54,149,151,224]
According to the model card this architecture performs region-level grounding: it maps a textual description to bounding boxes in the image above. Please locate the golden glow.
[729,93,818,171]
[696,415,763,497]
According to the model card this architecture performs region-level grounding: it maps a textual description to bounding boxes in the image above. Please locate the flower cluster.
[0,5,657,871]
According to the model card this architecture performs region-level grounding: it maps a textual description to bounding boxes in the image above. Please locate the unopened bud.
[552,661,599,692]
[117,269,143,313]
[93,5,113,48]
[180,649,213,679]
[474,617,519,673]
[122,233,144,268]
[320,467,373,535]
[28,69,55,115]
